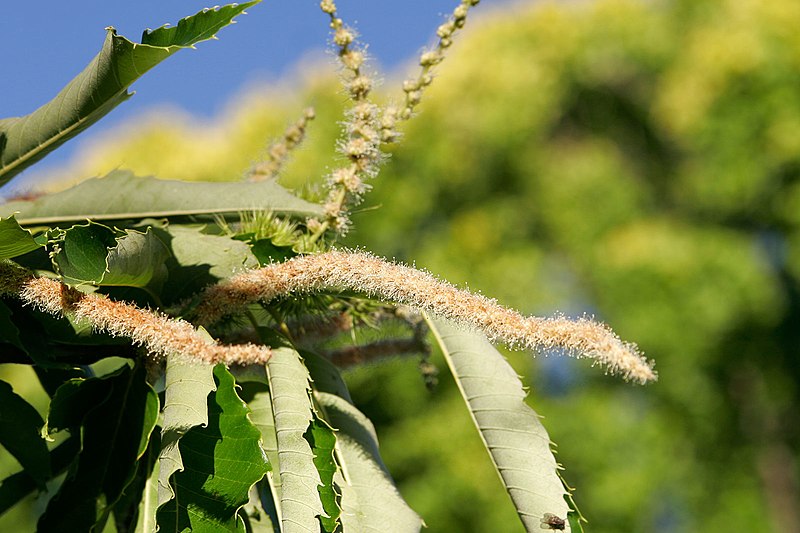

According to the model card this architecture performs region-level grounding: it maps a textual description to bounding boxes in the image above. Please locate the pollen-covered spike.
[193,250,656,383]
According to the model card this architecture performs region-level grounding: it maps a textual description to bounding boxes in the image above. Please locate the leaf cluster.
[0,2,671,532]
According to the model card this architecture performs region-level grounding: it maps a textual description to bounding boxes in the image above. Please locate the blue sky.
[2,1,504,191]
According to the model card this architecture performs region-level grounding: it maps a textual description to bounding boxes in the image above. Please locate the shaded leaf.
[265,347,325,532]
[0,170,324,225]
[305,353,422,533]
[38,363,160,532]
[240,483,278,533]
[0,436,80,516]
[167,224,259,279]
[113,430,160,533]
[157,224,260,305]
[0,380,50,489]
[50,222,168,289]
[0,215,42,259]
[103,227,170,289]
[0,2,260,183]
[0,301,25,355]
[426,316,572,531]
[50,222,116,285]
[156,364,270,532]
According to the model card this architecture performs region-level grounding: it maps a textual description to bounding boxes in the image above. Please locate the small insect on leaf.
[541,512,566,530]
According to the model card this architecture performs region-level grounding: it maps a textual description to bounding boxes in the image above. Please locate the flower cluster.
[192,250,656,383]
[248,107,315,182]
[311,0,482,237]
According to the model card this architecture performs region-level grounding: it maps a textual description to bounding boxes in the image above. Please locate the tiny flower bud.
[319,0,336,14]
[406,91,422,106]
[334,27,354,47]
[351,102,377,121]
[437,21,456,38]
[381,128,400,143]
[454,5,470,19]
[403,79,420,92]
[420,51,443,67]
[344,138,371,158]
[341,49,365,70]
[347,75,373,99]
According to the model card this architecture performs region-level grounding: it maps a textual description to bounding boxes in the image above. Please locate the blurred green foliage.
[12,0,800,531]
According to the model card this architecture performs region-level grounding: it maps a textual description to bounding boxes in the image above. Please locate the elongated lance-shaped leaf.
[426,316,573,532]
[0,170,324,225]
[0,2,260,184]
[0,215,43,259]
[156,364,270,532]
[304,352,423,533]
[157,355,216,507]
[233,364,283,527]
[265,347,326,533]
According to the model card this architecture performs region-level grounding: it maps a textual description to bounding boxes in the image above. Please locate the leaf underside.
[0,170,324,225]
[266,347,326,533]
[305,352,423,533]
[426,316,572,532]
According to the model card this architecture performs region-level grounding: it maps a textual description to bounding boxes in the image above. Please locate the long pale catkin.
[193,250,656,383]
[0,265,269,366]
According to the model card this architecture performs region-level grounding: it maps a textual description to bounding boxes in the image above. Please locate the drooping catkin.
[193,250,656,383]
[0,263,269,366]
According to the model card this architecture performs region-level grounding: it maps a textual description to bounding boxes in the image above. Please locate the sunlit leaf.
[156,355,216,507]
[305,352,423,533]
[103,227,169,289]
[306,417,340,532]
[156,364,270,532]
[426,316,572,531]
[0,2,261,183]
[236,366,282,527]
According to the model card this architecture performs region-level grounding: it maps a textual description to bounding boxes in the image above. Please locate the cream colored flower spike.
[195,250,656,383]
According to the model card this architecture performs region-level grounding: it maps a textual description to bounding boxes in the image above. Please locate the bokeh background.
[3,0,800,531]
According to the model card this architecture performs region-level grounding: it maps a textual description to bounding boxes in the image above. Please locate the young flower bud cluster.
[391,0,481,128]
[314,0,386,237]
[249,108,315,182]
